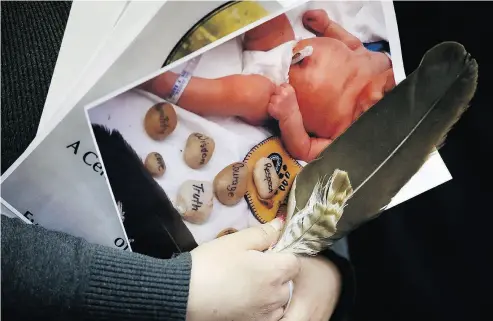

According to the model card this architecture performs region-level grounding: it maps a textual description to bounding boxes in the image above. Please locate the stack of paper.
[1,0,452,258]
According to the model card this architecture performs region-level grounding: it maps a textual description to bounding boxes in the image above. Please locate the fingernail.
[269,217,283,231]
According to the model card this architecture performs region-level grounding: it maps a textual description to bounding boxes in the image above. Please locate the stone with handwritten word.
[184,133,215,169]
[144,102,177,141]
[175,180,213,224]
[144,152,166,177]
[213,162,248,206]
[253,157,280,199]
[216,228,238,238]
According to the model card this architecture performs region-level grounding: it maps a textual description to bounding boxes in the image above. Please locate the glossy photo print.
[85,1,404,258]
[163,1,273,65]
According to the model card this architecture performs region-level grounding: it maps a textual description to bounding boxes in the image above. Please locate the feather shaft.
[270,169,352,255]
[271,42,478,255]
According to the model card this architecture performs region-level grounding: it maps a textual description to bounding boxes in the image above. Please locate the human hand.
[187,218,301,321]
[281,256,342,321]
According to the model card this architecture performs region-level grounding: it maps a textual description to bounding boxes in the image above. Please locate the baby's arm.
[141,71,275,125]
[243,14,295,51]
[268,84,332,162]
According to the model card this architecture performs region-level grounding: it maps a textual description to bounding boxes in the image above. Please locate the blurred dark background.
[349,2,492,321]
[2,2,492,320]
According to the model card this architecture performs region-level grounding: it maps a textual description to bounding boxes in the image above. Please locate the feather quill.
[271,41,478,255]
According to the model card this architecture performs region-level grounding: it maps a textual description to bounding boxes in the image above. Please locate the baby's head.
[289,37,395,140]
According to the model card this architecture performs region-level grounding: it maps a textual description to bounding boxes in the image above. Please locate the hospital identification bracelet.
[167,55,202,105]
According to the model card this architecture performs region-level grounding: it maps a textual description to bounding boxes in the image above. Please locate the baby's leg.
[302,9,363,51]
[243,14,295,51]
[268,84,331,161]
[141,72,275,125]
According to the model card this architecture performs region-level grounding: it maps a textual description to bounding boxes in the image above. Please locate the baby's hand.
[268,83,299,122]
[268,84,310,160]
[269,84,332,162]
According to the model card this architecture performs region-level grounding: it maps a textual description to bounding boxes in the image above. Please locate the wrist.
[319,248,356,321]
[302,256,342,310]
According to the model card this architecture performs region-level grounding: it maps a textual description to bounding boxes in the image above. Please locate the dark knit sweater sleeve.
[321,248,356,321]
[1,215,191,321]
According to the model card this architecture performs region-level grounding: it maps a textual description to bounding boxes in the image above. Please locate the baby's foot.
[268,83,300,123]
[302,9,330,35]
[303,9,362,51]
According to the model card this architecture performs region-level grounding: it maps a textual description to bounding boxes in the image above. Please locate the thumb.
[227,218,284,251]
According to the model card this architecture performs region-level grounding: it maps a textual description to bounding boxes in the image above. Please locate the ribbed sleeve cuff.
[82,246,192,321]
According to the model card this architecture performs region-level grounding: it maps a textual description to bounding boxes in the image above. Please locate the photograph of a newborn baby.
[86,1,402,258]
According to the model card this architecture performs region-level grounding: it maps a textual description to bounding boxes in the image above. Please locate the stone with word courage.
[144,102,177,141]
[144,152,166,177]
[184,133,215,169]
[213,162,248,206]
[175,180,213,224]
[253,157,280,199]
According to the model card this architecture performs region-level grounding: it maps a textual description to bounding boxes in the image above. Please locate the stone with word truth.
[144,103,177,141]
[144,152,166,177]
[175,180,213,224]
[253,157,280,199]
[216,228,238,238]
[213,162,248,206]
[184,133,215,169]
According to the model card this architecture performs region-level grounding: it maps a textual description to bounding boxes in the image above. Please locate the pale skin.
[142,9,395,162]
[187,218,341,321]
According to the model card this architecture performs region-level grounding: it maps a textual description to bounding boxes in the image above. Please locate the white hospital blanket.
[89,90,269,244]
[90,1,389,245]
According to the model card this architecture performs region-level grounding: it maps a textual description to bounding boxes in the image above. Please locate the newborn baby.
[143,9,395,162]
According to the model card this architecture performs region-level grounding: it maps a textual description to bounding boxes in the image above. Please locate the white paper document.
[0,0,296,250]
[2,1,451,255]
[37,1,132,135]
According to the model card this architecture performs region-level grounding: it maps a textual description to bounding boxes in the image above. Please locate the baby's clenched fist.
[268,83,299,122]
